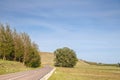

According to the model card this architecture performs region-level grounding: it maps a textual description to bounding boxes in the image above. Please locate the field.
[1,52,120,80]
[48,60,120,80]
[40,52,120,80]
[0,59,32,75]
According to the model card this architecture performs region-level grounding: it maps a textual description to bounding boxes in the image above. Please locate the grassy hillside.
[40,52,120,80]
[0,52,52,75]
[0,59,31,75]
[40,52,54,66]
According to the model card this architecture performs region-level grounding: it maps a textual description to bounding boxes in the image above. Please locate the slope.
[40,52,54,66]
[0,59,31,75]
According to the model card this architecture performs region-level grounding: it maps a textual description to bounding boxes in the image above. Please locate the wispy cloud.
[0,0,120,63]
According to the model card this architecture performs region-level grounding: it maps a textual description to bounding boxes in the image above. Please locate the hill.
[40,52,89,66]
[1,52,120,80]
[40,52,54,66]
[39,52,120,80]
[0,52,53,75]
[0,59,31,75]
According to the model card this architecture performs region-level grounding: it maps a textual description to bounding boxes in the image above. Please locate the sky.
[0,0,120,63]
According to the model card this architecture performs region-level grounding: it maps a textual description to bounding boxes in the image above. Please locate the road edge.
[40,67,56,80]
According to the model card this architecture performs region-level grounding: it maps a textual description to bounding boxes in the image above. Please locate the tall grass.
[0,59,32,75]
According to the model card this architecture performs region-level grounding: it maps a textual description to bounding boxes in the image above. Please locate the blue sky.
[0,0,120,63]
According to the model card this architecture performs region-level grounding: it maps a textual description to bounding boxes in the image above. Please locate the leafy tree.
[25,42,40,67]
[54,47,78,67]
[0,24,14,60]
[0,24,41,68]
[30,42,41,67]
[5,25,14,60]
[21,32,31,64]
[0,25,6,60]
[0,24,4,59]
[13,30,24,62]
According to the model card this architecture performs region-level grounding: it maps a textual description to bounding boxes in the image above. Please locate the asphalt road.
[0,66,53,80]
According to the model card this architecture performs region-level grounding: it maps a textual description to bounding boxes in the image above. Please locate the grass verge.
[0,59,32,75]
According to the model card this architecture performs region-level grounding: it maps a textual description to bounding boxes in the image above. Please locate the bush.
[54,47,78,67]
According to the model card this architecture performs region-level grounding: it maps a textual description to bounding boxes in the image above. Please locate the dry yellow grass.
[40,52,54,66]
[40,52,120,80]
[0,52,54,75]
[0,60,32,75]
[49,61,120,80]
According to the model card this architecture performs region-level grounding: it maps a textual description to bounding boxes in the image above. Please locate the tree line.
[0,24,40,67]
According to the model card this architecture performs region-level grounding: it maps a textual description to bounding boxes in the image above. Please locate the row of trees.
[0,24,40,67]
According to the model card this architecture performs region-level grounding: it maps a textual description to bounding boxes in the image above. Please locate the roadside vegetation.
[0,24,40,67]
[0,59,32,75]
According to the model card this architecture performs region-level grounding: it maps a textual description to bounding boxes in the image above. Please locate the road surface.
[0,66,53,80]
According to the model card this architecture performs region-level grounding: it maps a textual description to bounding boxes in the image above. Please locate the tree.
[0,24,4,59]
[0,25,6,60]
[21,32,31,64]
[0,23,41,68]
[25,42,41,67]
[5,25,14,60]
[54,47,78,67]
[0,24,14,60]
[13,29,24,62]
[30,42,41,67]
[118,63,120,67]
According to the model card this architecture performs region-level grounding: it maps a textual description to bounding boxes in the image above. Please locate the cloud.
[0,0,120,63]
[1,0,120,28]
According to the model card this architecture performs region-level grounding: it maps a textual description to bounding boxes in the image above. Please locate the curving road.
[0,66,53,80]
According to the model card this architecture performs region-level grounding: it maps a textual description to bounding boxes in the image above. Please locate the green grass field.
[0,59,32,75]
[48,60,120,80]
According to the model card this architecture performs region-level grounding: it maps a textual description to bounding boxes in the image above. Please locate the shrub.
[54,47,78,67]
